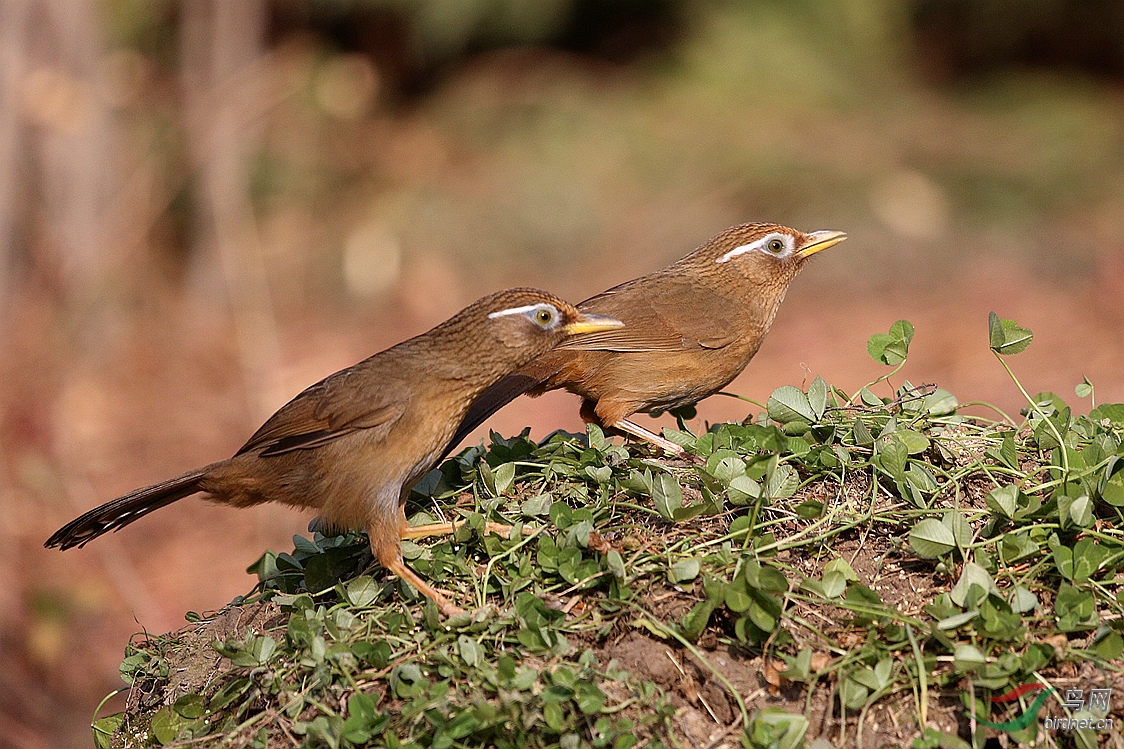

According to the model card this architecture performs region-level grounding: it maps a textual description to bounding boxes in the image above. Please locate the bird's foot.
[400,519,533,540]
[379,555,467,617]
[613,418,704,464]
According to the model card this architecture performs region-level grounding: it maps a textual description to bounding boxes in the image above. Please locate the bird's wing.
[562,276,742,352]
[236,364,408,457]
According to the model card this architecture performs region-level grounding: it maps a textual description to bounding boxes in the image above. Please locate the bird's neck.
[393,323,516,390]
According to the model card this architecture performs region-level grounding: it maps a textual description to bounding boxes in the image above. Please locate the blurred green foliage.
[29,1,1124,300]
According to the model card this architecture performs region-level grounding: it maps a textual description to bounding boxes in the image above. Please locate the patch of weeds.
[96,312,1123,747]
[113,587,669,748]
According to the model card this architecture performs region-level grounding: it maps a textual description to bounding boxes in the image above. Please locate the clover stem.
[991,351,1069,474]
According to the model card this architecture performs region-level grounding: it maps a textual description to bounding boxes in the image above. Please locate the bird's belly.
[207,437,417,533]
[576,348,750,416]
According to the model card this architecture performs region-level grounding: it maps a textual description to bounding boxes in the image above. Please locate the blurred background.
[2,0,1123,743]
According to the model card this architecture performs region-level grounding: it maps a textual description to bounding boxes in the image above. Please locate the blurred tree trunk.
[180,0,283,420]
[0,0,127,336]
[0,0,31,330]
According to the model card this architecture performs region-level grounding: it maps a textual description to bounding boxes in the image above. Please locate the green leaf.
[574,682,606,714]
[1068,539,1110,583]
[1090,403,1124,423]
[725,579,753,613]
[390,663,428,698]
[652,473,683,521]
[954,644,986,672]
[346,576,379,607]
[905,464,939,496]
[859,387,884,408]
[909,518,955,558]
[923,388,958,416]
[606,549,626,580]
[521,492,553,516]
[543,700,564,731]
[172,693,205,719]
[867,320,914,365]
[549,501,573,530]
[988,311,1033,355]
[669,558,700,584]
[1101,469,1124,507]
[93,713,125,749]
[936,610,979,630]
[680,597,719,641]
[821,569,847,599]
[622,469,653,496]
[663,427,697,449]
[586,422,608,451]
[765,462,798,500]
[585,465,612,485]
[942,511,973,551]
[912,729,972,749]
[747,592,781,632]
[873,434,909,482]
[747,709,808,749]
[985,484,1018,520]
[726,474,760,505]
[1075,376,1094,399]
[782,649,813,681]
[729,515,753,539]
[808,376,830,419]
[208,677,253,712]
[768,385,816,424]
[852,418,874,447]
[950,562,997,607]
[1055,584,1098,632]
[458,635,483,668]
[837,675,869,710]
[149,706,186,744]
[1059,493,1094,528]
[493,461,516,495]
[823,558,858,581]
[1009,586,1038,613]
[343,691,378,732]
[895,430,931,454]
[1091,630,1123,661]
[844,584,884,625]
[745,561,790,594]
[708,454,746,485]
[985,432,1019,470]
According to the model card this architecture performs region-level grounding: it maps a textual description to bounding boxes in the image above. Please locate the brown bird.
[45,288,623,616]
[447,223,846,457]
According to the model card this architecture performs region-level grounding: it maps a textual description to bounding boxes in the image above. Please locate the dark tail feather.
[439,373,540,463]
[45,468,208,550]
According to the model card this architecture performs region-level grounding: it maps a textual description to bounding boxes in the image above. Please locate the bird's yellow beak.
[563,312,625,336]
[796,230,847,258]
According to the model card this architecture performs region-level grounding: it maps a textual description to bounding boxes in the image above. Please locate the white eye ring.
[716,233,794,263]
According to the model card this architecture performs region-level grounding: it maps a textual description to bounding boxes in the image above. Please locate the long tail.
[439,373,541,463]
[45,468,208,550]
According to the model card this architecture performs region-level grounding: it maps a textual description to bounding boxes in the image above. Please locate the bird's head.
[692,222,847,293]
[475,287,624,358]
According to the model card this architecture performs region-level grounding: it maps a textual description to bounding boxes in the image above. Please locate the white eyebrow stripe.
[716,240,761,264]
[488,303,550,319]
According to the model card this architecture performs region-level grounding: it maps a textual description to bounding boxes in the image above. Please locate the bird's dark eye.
[766,238,786,254]
[534,307,555,326]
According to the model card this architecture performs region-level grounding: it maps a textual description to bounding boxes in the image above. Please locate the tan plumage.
[449,223,847,456]
[45,288,623,616]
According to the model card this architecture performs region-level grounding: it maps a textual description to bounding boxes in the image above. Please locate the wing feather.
[237,364,408,457]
